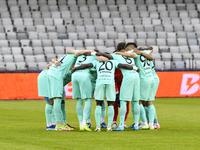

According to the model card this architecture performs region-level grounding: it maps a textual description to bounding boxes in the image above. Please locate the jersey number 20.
[99,61,113,71]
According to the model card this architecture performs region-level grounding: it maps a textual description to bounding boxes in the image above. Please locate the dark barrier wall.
[0,71,200,100]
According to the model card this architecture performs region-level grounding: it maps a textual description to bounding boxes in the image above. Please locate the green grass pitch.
[0,98,200,150]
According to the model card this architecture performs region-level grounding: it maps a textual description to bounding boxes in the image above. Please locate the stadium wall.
[0,71,200,100]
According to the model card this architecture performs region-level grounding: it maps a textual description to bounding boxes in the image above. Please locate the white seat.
[52,39,63,46]
[73,40,83,47]
[68,33,78,40]
[154,60,164,70]
[10,40,20,47]
[16,62,27,70]
[48,32,58,39]
[54,46,65,54]
[38,62,48,70]
[38,33,48,39]
[161,52,171,61]
[32,39,42,47]
[44,47,54,54]
[42,39,52,47]
[35,54,46,62]
[62,39,73,47]
[1,47,11,55]
[0,40,9,47]
[36,25,46,33]
[190,45,200,53]
[33,47,43,55]
[23,47,33,55]
[14,54,25,62]
[4,54,14,62]
[95,39,104,46]
[6,62,16,71]
[11,47,22,55]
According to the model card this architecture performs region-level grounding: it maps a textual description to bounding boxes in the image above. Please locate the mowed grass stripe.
[0,98,200,150]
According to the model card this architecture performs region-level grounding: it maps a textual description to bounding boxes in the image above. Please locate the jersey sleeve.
[143,50,151,54]
[113,60,119,69]
[91,60,97,68]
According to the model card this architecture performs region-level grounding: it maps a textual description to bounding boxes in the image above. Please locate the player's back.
[112,53,137,78]
[134,50,154,79]
[48,53,76,80]
[92,59,119,87]
[74,55,96,74]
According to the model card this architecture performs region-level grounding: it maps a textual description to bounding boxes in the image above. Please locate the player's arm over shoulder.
[114,51,136,58]
[74,50,95,57]
[71,63,94,73]
[118,63,140,72]
[133,50,153,61]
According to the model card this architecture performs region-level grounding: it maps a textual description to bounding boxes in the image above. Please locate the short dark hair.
[125,42,137,48]
[116,42,126,51]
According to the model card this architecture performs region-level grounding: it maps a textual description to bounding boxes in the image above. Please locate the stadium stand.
[0,0,199,71]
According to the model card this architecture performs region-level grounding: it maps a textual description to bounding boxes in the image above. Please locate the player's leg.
[147,79,156,130]
[72,75,83,130]
[147,101,155,130]
[131,76,140,130]
[61,90,75,129]
[124,101,130,127]
[47,76,69,131]
[38,71,55,130]
[139,79,151,130]
[100,99,107,128]
[94,84,106,131]
[114,77,133,131]
[107,101,114,131]
[87,82,95,128]
[79,76,93,131]
[105,85,116,131]
[143,101,149,123]
[45,98,55,130]
[112,102,118,128]
[94,100,103,131]
[153,77,160,129]
[81,98,92,131]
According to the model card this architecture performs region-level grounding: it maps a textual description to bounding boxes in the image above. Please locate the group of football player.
[37,42,160,131]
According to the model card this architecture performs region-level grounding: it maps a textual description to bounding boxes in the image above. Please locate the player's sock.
[45,104,53,127]
[148,104,156,124]
[144,106,149,123]
[101,118,105,124]
[76,98,83,122]
[120,101,127,125]
[95,106,102,126]
[83,98,92,126]
[87,119,91,123]
[54,99,63,125]
[154,107,159,124]
[101,100,106,123]
[108,105,114,126]
[132,101,140,125]
[83,99,92,120]
[51,107,56,125]
[139,104,147,122]
[61,103,66,124]
[79,121,82,127]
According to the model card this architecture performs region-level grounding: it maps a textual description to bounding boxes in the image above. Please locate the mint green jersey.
[92,59,119,87]
[74,55,97,74]
[112,53,137,78]
[63,71,72,86]
[89,68,97,83]
[134,50,154,79]
[150,61,159,81]
[47,52,77,80]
